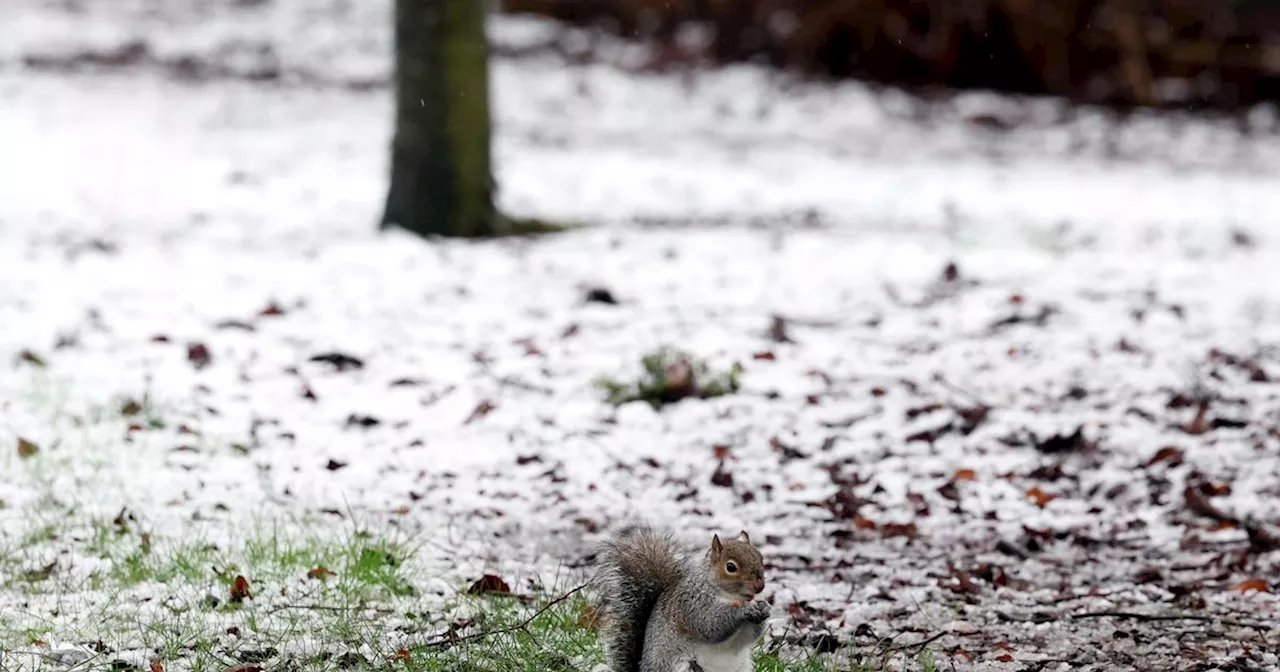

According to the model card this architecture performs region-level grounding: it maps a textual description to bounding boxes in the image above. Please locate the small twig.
[1071,611,1272,631]
[882,630,948,654]
[423,583,588,649]
[264,603,396,616]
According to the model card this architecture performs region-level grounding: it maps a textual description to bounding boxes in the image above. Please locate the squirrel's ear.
[711,534,723,554]
[738,530,750,543]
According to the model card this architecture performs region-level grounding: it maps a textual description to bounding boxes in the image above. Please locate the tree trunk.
[381,0,499,237]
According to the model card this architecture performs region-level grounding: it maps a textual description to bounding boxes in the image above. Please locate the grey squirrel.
[596,526,770,672]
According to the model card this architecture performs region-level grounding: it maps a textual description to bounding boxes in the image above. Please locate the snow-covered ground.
[2,1,1279,670]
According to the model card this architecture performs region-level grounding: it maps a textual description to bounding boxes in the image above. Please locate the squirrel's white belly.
[683,625,757,672]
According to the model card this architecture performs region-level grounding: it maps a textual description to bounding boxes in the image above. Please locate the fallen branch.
[1070,611,1272,631]
[423,583,588,649]
[882,630,948,653]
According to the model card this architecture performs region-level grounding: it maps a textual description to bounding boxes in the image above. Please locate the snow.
[3,1,1280,669]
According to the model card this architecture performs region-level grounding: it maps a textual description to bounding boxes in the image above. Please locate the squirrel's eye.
[725,561,738,574]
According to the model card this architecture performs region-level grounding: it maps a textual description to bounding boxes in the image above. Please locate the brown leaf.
[225,667,263,672]
[17,437,39,459]
[17,350,46,367]
[752,351,776,361]
[467,574,510,595]
[1145,446,1184,468]
[853,516,877,530]
[229,575,252,603]
[1183,485,1235,523]
[186,342,212,369]
[1025,487,1055,508]
[257,301,286,317]
[325,459,348,471]
[306,565,334,581]
[1184,400,1210,435]
[120,399,143,416]
[880,522,919,538]
[388,649,412,664]
[995,653,1014,662]
[710,461,735,488]
[1235,578,1270,593]
[464,400,496,425]
[953,468,977,481]
[149,657,165,672]
[712,444,732,460]
[769,436,805,463]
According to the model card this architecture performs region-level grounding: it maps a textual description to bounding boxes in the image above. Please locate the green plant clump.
[597,347,743,409]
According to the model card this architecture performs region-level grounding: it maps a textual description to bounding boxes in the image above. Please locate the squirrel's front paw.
[744,600,770,623]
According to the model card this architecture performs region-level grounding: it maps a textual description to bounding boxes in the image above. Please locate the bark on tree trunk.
[381,0,499,237]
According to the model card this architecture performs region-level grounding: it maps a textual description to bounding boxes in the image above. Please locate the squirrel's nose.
[752,579,765,593]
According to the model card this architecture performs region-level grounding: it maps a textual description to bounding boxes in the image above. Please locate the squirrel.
[595,525,770,672]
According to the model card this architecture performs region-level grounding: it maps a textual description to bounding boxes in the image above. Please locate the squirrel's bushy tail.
[596,525,684,672]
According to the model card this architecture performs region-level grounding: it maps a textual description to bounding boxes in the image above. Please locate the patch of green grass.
[597,347,743,409]
[0,506,943,672]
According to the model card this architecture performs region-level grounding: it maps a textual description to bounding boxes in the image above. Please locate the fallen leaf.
[120,399,143,416]
[325,459,348,471]
[995,653,1014,662]
[1025,487,1056,508]
[752,351,776,361]
[345,413,381,429]
[769,436,805,462]
[583,287,618,304]
[257,301,286,317]
[710,461,735,488]
[1034,427,1089,454]
[17,350,46,367]
[853,516,877,530]
[467,574,510,595]
[149,657,165,672]
[1184,400,1210,435]
[880,522,919,538]
[1146,446,1184,468]
[308,352,365,372]
[306,565,334,581]
[464,400,496,425]
[953,468,977,481]
[186,342,212,369]
[388,649,412,664]
[17,437,39,459]
[1235,578,1269,593]
[229,575,252,603]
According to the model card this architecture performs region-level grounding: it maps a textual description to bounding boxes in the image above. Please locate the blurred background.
[504,0,1280,111]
